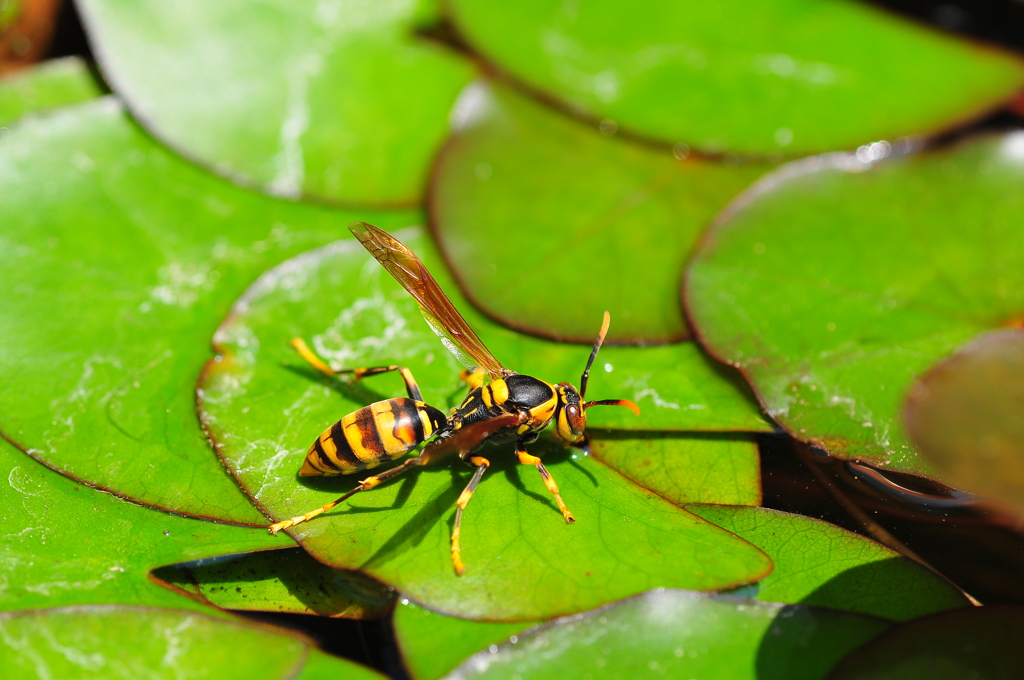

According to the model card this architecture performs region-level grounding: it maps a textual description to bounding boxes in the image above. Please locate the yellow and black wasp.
[269,222,639,575]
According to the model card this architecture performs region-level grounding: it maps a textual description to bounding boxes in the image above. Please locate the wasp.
[268,222,639,575]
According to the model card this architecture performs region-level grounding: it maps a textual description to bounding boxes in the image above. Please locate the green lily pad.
[431,81,768,343]
[394,600,530,680]
[447,0,1024,156]
[157,548,395,619]
[0,437,286,614]
[444,589,889,680]
[199,229,773,621]
[904,328,1024,514]
[686,506,969,621]
[0,56,104,127]
[577,341,771,432]
[77,0,474,204]
[591,432,761,506]
[298,649,388,680]
[686,133,1024,477]
[393,505,967,679]
[0,605,387,680]
[828,606,1024,680]
[0,98,420,523]
[407,499,972,676]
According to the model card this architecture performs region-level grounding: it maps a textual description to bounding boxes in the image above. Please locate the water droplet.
[1001,132,1024,162]
[774,128,793,147]
[856,140,892,163]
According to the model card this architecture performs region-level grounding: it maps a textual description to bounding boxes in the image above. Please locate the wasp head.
[554,383,586,443]
[552,312,641,444]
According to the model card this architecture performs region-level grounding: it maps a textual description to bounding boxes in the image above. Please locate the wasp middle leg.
[451,455,490,576]
[516,443,575,524]
[291,337,424,401]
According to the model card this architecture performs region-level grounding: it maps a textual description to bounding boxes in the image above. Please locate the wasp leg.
[516,444,575,524]
[451,456,490,576]
[458,368,487,391]
[268,454,429,534]
[290,338,424,401]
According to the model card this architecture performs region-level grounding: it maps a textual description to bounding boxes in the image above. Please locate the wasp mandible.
[268,222,639,575]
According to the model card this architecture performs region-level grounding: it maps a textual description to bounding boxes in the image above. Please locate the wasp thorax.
[555,383,586,442]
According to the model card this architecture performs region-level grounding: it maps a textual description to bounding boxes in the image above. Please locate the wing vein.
[350,222,507,379]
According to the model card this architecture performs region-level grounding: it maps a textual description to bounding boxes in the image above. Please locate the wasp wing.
[420,412,526,462]
[349,222,507,380]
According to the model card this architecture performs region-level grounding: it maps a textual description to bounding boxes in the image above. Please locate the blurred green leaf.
[0,605,387,680]
[904,328,1024,514]
[0,0,19,30]
[443,589,889,680]
[687,506,969,621]
[199,229,772,621]
[828,606,1024,680]
[687,134,1024,477]
[432,82,768,343]
[394,600,529,680]
[448,0,1024,155]
[591,432,761,506]
[0,437,286,614]
[77,0,474,204]
[0,57,103,126]
[0,99,419,523]
[158,548,395,619]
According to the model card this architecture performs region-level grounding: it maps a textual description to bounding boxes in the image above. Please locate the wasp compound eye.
[565,403,585,435]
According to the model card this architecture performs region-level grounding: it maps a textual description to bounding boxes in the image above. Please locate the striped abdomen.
[299,398,447,476]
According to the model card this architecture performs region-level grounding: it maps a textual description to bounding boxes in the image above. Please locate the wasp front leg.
[516,442,575,524]
[290,337,424,401]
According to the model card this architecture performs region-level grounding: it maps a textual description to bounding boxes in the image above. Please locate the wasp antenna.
[583,399,640,416]
[580,311,611,400]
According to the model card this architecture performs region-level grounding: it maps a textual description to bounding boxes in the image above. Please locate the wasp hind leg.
[451,455,490,576]
[267,454,429,534]
[516,443,575,524]
[290,337,424,401]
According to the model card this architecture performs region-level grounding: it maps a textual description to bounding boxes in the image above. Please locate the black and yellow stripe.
[299,398,446,476]
[477,378,508,409]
